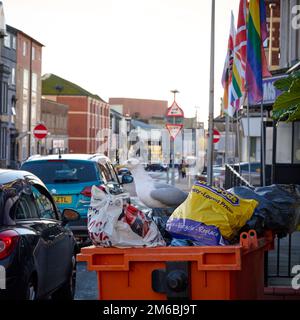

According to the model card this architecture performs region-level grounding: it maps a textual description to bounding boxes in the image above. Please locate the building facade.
[280,0,300,68]
[41,98,69,154]
[0,25,17,168]
[42,74,110,154]
[109,108,130,164]
[109,98,168,122]
[14,27,43,162]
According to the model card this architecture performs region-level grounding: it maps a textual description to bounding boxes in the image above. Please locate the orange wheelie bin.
[77,230,274,300]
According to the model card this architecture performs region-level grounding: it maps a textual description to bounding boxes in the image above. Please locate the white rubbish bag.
[87,185,166,248]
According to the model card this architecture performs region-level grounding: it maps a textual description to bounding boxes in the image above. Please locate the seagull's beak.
[115,164,126,169]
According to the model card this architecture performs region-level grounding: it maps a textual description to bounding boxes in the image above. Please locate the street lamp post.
[170,89,179,186]
[207,0,215,185]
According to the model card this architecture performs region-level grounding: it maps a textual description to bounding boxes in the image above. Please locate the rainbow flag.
[222,12,236,117]
[246,0,270,105]
[230,0,247,110]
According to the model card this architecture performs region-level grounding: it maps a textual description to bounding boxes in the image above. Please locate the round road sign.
[33,123,48,140]
[213,129,221,144]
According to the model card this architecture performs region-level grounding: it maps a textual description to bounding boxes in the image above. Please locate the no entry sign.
[213,129,221,144]
[33,124,48,140]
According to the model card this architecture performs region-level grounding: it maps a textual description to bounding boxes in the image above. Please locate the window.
[32,73,37,91]
[14,194,39,220]
[276,122,293,164]
[23,41,27,56]
[0,82,8,114]
[0,127,7,160]
[32,46,35,60]
[294,122,300,164]
[12,36,16,50]
[22,69,29,131]
[31,73,37,126]
[11,68,15,86]
[4,34,10,48]
[23,69,29,89]
[97,162,118,184]
[98,163,111,183]
[32,186,56,220]
[21,160,98,184]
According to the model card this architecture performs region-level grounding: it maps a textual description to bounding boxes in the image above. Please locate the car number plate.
[53,196,72,204]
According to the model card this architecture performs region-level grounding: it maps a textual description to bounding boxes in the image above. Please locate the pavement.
[75,262,98,300]
[267,231,300,287]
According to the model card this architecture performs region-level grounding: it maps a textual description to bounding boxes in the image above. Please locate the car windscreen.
[21,160,98,184]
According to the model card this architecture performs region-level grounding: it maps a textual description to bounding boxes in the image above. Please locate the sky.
[4,0,240,125]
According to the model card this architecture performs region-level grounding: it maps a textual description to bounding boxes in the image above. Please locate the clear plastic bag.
[87,186,166,248]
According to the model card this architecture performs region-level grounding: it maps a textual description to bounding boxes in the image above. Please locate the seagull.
[122,158,188,209]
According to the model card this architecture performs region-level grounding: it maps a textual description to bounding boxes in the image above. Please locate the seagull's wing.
[153,182,174,189]
[150,185,188,207]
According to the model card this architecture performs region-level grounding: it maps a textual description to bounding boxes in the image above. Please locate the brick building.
[109,98,168,122]
[41,98,69,154]
[42,74,110,154]
[14,27,43,161]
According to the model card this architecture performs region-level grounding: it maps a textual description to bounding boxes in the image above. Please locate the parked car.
[117,167,132,176]
[116,166,132,180]
[20,154,132,245]
[0,169,80,300]
[145,163,168,172]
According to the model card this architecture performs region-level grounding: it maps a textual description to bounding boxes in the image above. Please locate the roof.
[23,153,109,163]
[131,119,162,130]
[0,169,44,185]
[42,73,107,103]
[6,24,44,47]
[287,61,300,74]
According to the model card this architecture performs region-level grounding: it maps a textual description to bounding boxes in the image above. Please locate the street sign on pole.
[166,95,184,186]
[166,124,183,140]
[213,129,221,144]
[206,128,221,144]
[33,124,48,140]
[166,101,184,117]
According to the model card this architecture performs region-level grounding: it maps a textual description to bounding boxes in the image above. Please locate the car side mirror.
[122,174,134,184]
[62,208,80,225]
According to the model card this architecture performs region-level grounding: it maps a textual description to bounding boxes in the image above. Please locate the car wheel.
[52,254,76,300]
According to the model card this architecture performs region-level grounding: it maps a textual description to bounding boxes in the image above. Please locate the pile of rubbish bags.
[166,182,300,246]
[87,182,300,248]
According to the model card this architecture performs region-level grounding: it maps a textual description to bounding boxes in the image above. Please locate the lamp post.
[207,0,215,185]
[170,89,179,186]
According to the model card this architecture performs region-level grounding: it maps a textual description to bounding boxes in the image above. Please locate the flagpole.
[247,98,252,185]
[207,0,215,185]
[225,114,229,164]
[236,110,241,172]
[261,100,266,186]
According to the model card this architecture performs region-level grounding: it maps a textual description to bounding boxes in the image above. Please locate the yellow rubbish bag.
[168,181,259,240]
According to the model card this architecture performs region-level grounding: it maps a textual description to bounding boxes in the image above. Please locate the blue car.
[20,154,133,245]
